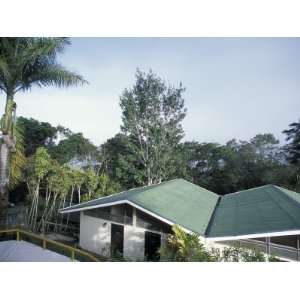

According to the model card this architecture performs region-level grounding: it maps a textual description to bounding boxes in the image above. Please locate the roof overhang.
[206,229,300,242]
[60,199,195,235]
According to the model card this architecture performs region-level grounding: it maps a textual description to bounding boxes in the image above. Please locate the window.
[136,210,171,233]
[84,204,133,225]
[270,235,298,249]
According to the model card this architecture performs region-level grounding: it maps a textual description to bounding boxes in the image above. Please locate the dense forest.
[9,70,300,220]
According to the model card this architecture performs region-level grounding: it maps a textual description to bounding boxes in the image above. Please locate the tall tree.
[0,38,87,207]
[283,120,300,165]
[99,133,145,188]
[120,70,187,186]
[16,116,58,156]
[49,132,97,164]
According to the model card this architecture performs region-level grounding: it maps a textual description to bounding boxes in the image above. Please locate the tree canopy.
[0,38,87,96]
[16,117,58,156]
[120,69,187,186]
[283,120,300,165]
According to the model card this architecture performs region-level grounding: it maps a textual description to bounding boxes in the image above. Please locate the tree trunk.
[147,166,152,186]
[66,186,74,227]
[0,94,17,208]
[0,140,10,208]
[78,186,81,203]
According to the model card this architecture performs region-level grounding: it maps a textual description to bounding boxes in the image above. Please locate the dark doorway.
[111,224,124,258]
[145,231,161,261]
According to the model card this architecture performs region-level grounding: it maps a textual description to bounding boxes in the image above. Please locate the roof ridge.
[223,184,275,197]
[179,179,219,196]
[266,186,300,226]
[204,196,222,236]
[273,185,300,205]
[61,178,180,211]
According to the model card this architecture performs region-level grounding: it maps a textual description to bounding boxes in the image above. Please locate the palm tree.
[0,38,87,207]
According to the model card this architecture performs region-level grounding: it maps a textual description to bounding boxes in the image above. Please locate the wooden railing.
[41,221,79,236]
[0,228,99,262]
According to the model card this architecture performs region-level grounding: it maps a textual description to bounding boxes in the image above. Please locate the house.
[60,179,300,261]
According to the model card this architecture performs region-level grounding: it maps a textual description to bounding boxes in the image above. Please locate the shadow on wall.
[90,223,111,256]
[124,229,145,261]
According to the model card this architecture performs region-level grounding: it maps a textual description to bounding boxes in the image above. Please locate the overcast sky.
[1,37,300,146]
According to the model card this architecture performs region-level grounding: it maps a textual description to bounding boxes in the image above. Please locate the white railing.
[269,243,299,261]
[219,239,300,261]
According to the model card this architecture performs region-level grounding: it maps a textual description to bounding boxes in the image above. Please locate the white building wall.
[79,212,169,260]
[123,226,145,260]
[79,212,147,259]
[80,212,111,257]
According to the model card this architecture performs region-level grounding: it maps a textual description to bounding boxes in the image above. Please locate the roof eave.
[60,198,200,236]
[206,229,300,241]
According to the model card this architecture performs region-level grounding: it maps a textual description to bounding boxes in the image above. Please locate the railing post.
[266,237,270,255]
[43,239,46,250]
[71,249,75,261]
[297,236,300,261]
[16,230,20,241]
[41,219,45,235]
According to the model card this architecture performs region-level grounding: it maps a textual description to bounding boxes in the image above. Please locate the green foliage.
[33,147,52,181]
[0,38,87,95]
[182,134,296,194]
[120,69,187,186]
[0,38,87,204]
[283,120,300,165]
[9,122,26,189]
[160,225,215,262]
[84,168,98,198]
[72,169,85,188]
[160,225,268,262]
[94,174,122,197]
[16,116,58,156]
[23,146,119,231]
[217,246,266,262]
[100,133,146,189]
[49,133,97,164]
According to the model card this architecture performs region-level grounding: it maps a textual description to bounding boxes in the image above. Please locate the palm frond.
[19,63,88,91]
[20,38,70,68]
[0,37,87,94]
[9,122,27,189]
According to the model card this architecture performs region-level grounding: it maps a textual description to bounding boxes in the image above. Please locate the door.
[144,231,161,261]
[111,223,124,258]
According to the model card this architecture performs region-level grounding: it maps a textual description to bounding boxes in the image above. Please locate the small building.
[60,179,300,261]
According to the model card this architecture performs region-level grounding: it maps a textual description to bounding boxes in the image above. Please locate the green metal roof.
[61,179,300,239]
[206,185,300,238]
[60,179,220,235]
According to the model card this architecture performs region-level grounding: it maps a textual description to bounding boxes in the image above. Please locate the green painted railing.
[0,228,99,262]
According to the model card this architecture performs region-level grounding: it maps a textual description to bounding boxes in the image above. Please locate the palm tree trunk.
[0,94,16,208]
[0,140,10,208]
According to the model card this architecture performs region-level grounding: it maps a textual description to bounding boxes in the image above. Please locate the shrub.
[160,225,268,262]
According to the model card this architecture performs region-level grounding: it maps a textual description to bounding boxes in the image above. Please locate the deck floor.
[0,240,73,262]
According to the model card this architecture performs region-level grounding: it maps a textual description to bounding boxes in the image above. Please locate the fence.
[219,239,300,261]
[0,228,100,262]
